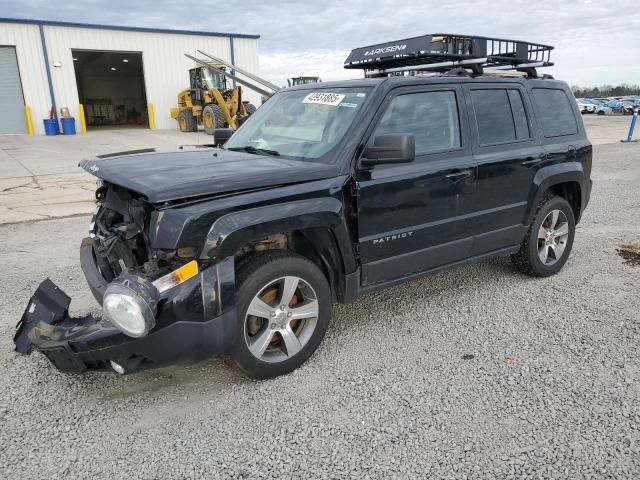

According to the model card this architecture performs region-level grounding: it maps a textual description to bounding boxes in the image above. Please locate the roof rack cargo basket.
[344,33,554,78]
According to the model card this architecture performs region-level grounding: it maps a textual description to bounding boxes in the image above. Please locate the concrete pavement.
[0,128,212,224]
[0,173,96,224]
[0,116,635,225]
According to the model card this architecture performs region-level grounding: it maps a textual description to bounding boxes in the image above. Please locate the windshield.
[225,88,370,162]
[202,68,226,91]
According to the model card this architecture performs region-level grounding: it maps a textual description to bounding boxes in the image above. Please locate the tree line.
[571,84,640,98]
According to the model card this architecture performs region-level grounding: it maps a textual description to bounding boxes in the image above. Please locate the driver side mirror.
[360,134,415,168]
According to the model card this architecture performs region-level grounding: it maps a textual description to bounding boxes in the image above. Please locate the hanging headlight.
[102,274,159,338]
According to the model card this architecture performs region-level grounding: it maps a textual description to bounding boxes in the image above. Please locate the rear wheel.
[512,195,576,277]
[229,251,331,379]
[178,110,197,132]
[202,104,225,135]
[244,103,257,115]
[236,103,257,128]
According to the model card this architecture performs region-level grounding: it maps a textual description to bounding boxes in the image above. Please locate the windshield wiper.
[227,145,280,156]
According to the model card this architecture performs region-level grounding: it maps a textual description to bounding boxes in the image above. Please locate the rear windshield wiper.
[227,145,280,156]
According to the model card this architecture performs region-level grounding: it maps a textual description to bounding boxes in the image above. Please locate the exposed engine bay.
[90,182,195,283]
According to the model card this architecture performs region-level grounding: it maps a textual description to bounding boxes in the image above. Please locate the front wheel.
[178,110,197,132]
[229,251,331,379]
[202,104,225,135]
[512,195,576,277]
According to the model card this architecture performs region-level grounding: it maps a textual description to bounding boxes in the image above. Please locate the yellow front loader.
[170,65,257,134]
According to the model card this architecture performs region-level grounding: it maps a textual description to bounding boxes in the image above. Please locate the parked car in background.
[583,98,615,116]
[619,100,637,114]
[595,105,614,115]
[576,99,596,114]
[605,99,632,115]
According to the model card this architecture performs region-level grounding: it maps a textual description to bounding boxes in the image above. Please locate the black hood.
[80,148,340,203]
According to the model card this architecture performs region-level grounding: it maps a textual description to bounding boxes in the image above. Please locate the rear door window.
[532,88,578,137]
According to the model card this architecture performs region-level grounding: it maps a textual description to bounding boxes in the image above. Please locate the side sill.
[356,245,520,297]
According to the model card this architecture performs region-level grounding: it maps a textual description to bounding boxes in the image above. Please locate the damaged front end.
[85,182,162,302]
[14,182,237,374]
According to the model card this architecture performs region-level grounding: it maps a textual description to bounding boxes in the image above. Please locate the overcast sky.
[10,0,640,87]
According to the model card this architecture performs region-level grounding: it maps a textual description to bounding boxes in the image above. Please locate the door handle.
[445,170,472,182]
[521,153,548,168]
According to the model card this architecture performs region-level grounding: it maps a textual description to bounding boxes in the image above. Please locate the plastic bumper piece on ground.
[13,258,237,374]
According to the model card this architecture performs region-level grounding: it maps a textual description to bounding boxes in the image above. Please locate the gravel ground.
[1,142,639,479]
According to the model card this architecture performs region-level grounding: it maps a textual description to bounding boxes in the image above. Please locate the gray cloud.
[7,0,640,85]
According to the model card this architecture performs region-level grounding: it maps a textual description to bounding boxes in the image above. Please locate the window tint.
[471,89,516,145]
[508,90,531,140]
[374,91,461,155]
[532,88,578,137]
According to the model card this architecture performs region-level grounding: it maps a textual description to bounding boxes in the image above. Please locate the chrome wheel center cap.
[273,311,288,329]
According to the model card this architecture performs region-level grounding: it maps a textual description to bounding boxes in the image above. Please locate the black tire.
[236,103,257,128]
[229,251,331,379]
[177,110,197,132]
[511,195,576,277]
[202,104,225,135]
[244,103,257,115]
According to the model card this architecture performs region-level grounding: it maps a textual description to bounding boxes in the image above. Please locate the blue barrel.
[60,117,76,135]
[43,119,59,136]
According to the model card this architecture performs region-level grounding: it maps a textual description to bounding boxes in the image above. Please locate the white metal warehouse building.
[0,18,260,135]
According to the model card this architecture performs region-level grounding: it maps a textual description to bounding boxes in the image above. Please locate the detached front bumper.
[14,254,237,374]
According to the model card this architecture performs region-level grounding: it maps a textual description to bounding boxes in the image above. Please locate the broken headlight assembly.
[102,260,200,338]
[102,273,159,338]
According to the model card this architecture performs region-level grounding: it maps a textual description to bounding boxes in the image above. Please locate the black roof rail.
[344,34,554,78]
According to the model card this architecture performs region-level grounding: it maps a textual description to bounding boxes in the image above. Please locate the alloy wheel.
[244,276,319,363]
[537,209,570,265]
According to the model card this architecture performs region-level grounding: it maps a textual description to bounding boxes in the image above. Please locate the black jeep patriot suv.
[15,35,592,379]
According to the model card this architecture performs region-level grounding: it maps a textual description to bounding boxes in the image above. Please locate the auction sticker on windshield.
[302,92,346,106]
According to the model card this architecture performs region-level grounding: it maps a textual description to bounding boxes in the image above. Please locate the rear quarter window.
[532,88,578,138]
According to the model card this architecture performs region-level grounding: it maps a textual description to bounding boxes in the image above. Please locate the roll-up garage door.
[0,47,27,134]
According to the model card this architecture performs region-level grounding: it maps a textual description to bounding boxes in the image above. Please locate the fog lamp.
[110,360,126,375]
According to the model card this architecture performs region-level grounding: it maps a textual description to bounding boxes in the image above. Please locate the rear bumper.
[14,256,238,374]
